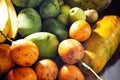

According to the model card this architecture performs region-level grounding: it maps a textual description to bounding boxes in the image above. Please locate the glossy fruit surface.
[69,20,91,42]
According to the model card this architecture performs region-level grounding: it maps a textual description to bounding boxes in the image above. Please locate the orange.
[69,20,91,42]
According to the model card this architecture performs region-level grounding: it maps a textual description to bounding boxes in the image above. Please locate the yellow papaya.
[81,15,120,73]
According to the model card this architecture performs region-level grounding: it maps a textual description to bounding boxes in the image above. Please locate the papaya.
[79,15,120,73]
[42,18,69,41]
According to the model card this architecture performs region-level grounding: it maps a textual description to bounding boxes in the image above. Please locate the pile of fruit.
[0,0,120,80]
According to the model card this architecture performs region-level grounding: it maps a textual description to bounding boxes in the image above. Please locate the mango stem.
[81,62,103,80]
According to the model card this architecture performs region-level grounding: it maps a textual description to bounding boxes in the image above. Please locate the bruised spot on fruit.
[23,53,29,57]
[25,62,31,66]
[47,35,51,40]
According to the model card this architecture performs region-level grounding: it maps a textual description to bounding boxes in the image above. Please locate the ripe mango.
[17,8,42,37]
[80,15,120,73]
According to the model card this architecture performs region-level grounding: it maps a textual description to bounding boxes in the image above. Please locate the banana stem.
[0,30,13,43]
[80,62,103,80]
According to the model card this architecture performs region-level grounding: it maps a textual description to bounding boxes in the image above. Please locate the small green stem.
[0,30,13,43]
[81,62,103,80]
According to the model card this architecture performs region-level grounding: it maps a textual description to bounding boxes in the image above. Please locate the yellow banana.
[5,0,18,38]
[0,0,10,43]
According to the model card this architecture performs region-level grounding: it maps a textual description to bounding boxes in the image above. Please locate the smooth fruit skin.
[81,15,120,73]
[57,4,71,25]
[84,9,98,24]
[17,8,42,37]
[58,64,85,80]
[0,0,10,43]
[58,39,84,64]
[69,7,86,23]
[5,0,18,38]
[42,18,69,41]
[69,20,91,42]
[25,32,59,59]
[35,59,58,80]
[10,39,39,66]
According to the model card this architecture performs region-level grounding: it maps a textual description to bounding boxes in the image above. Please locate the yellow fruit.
[0,0,10,43]
[69,20,91,42]
[81,15,120,73]
[5,0,18,38]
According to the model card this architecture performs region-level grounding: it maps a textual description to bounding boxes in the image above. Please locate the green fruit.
[42,18,69,41]
[39,0,60,19]
[60,4,71,14]
[69,7,86,23]
[57,13,69,26]
[18,8,42,37]
[12,0,43,8]
[65,0,112,12]
[25,32,59,59]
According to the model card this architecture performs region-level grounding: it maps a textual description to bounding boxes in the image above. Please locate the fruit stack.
[0,0,120,80]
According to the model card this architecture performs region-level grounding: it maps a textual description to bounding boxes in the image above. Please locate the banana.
[5,0,18,38]
[0,0,10,43]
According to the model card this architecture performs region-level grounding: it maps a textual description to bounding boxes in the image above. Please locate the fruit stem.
[0,30,13,43]
[80,62,103,80]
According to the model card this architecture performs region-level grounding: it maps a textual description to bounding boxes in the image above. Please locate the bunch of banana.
[0,0,17,43]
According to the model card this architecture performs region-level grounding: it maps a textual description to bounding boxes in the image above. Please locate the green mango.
[25,32,59,59]
[39,0,60,19]
[17,8,42,37]
[12,0,43,8]
[42,18,69,41]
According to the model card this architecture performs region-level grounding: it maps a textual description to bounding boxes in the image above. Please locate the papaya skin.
[81,15,120,73]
